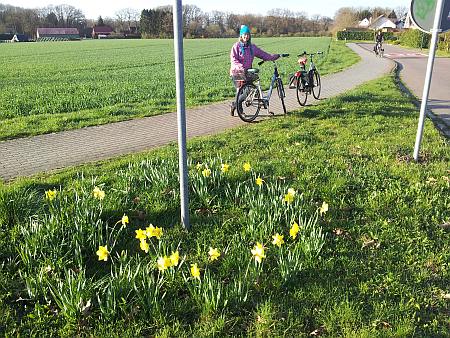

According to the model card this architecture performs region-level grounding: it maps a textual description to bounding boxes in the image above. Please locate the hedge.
[336,31,395,41]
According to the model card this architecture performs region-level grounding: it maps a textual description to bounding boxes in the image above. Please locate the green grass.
[0,37,359,141]
[0,74,448,337]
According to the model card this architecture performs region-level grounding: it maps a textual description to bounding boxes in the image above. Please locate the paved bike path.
[358,43,450,138]
[0,43,393,181]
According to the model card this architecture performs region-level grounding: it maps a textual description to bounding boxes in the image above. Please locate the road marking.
[384,52,428,58]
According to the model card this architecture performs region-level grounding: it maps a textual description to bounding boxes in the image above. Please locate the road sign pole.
[173,0,190,230]
[413,0,445,161]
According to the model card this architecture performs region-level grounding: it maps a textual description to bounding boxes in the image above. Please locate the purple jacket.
[229,41,279,76]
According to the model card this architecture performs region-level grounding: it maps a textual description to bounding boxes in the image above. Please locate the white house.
[369,15,397,30]
[403,11,419,29]
[358,17,371,28]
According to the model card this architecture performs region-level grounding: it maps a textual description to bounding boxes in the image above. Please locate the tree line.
[0,3,140,38]
[1,2,408,40]
[139,5,334,38]
[0,3,334,39]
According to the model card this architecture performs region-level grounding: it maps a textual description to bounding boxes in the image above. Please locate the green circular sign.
[410,0,450,33]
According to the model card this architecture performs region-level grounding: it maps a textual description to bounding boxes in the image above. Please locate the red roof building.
[37,28,80,39]
[92,26,114,38]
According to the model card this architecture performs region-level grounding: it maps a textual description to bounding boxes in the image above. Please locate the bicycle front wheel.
[312,69,321,100]
[236,83,261,122]
[296,77,307,106]
[276,78,287,114]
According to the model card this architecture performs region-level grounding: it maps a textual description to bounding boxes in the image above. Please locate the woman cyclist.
[229,25,280,116]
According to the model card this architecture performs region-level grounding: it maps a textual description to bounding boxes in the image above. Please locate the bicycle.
[288,51,322,106]
[235,53,289,122]
[374,41,384,58]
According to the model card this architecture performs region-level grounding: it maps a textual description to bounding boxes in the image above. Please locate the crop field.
[0,37,359,140]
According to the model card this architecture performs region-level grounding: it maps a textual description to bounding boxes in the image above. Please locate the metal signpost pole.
[413,0,445,161]
[173,0,190,230]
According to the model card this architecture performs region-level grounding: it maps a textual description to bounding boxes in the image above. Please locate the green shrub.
[399,29,431,48]
[438,32,450,52]
[337,31,374,41]
[336,31,396,41]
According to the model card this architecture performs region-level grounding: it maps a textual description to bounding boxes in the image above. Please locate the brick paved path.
[0,43,394,181]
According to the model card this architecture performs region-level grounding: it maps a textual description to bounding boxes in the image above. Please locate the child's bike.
[235,54,289,122]
[288,51,322,106]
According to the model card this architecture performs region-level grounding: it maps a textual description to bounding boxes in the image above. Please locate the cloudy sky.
[4,0,411,19]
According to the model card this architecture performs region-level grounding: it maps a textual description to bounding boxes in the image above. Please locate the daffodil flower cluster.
[157,251,179,271]
[45,189,57,201]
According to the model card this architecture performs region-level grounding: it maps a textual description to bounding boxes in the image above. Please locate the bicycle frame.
[235,53,289,122]
[292,52,320,91]
[253,60,282,107]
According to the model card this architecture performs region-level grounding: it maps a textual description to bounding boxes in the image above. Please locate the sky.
[3,0,411,19]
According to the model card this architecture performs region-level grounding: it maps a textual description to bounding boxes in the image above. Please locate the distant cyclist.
[229,25,280,116]
[374,31,384,55]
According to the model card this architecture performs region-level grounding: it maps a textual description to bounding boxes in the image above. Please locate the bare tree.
[332,7,358,33]
[115,8,140,32]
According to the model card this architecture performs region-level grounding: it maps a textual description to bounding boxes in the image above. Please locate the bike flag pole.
[412,0,445,161]
[173,0,190,230]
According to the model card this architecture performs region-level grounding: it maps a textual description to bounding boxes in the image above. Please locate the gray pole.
[173,0,190,229]
[413,0,445,161]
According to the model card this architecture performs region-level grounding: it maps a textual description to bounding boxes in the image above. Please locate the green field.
[0,37,359,140]
[1,74,448,337]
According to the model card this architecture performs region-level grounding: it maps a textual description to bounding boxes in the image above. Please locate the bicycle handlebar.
[257,53,289,66]
[297,51,323,57]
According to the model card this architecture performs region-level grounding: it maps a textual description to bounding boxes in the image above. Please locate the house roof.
[369,15,397,29]
[92,26,113,33]
[37,28,79,35]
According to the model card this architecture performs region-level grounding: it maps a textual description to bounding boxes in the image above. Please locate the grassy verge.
[0,39,358,141]
[0,74,448,337]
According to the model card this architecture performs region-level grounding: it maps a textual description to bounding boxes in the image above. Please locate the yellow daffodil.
[146,224,163,239]
[93,186,105,200]
[96,245,109,261]
[251,242,266,263]
[320,201,329,215]
[284,193,294,204]
[283,188,296,204]
[157,256,171,271]
[140,239,149,253]
[290,222,300,239]
[190,263,201,280]
[196,162,203,170]
[135,229,147,241]
[45,189,57,201]
[202,168,211,177]
[208,247,220,261]
[221,163,230,173]
[121,214,129,226]
[272,233,284,247]
[243,162,251,172]
[256,177,263,186]
[169,251,180,266]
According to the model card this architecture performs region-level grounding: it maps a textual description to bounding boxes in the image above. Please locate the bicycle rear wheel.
[296,76,307,106]
[236,83,261,122]
[276,78,287,114]
[311,69,321,100]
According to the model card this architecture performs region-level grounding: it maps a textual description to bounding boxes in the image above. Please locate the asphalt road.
[359,42,450,136]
